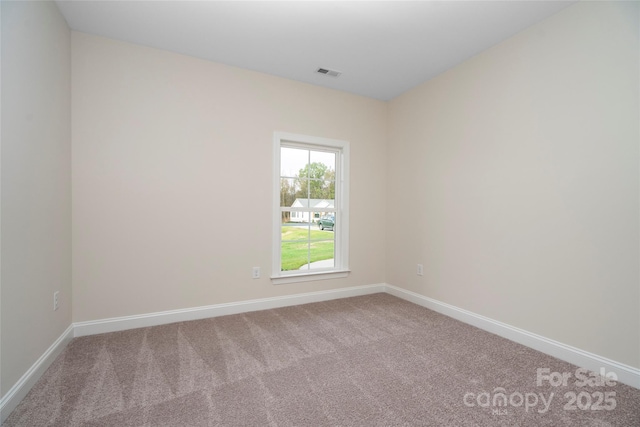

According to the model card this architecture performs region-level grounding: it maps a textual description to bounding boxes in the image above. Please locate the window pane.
[282,223,309,241]
[280,178,295,209]
[310,220,334,270]
[281,178,307,208]
[295,178,310,202]
[315,212,336,231]
[280,239,309,271]
[281,147,308,178]
[309,240,335,270]
[300,151,335,200]
[281,223,310,271]
[322,180,335,202]
[285,210,314,225]
[310,150,336,178]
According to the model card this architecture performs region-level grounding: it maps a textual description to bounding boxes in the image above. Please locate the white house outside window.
[272,132,350,284]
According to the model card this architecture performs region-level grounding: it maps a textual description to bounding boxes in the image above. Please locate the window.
[272,132,350,284]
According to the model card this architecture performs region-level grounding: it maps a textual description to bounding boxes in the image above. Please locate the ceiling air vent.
[316,67,342,78]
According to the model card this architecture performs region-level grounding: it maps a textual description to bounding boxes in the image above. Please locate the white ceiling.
[56,1,576,101]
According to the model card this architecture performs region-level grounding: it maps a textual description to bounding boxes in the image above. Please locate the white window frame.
[272,132,350,284]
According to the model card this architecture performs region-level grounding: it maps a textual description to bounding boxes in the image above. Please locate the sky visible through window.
[280,147,335,178]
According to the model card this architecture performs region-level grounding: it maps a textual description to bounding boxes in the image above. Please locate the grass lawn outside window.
[281,226,334,271]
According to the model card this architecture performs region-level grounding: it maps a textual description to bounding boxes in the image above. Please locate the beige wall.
[71,33,388,322]
[1,1,72,397]
[3,0,638,407]
[387,1,640,368]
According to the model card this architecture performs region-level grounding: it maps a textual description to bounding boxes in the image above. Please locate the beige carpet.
[4,293,640,426]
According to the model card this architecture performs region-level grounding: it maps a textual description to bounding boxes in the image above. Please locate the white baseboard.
[4,281,638,424]
[0,324,74,423]
[384,283,640,389]
[73,283,386,337]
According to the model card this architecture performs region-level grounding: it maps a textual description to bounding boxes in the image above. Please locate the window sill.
[271,269,350,285]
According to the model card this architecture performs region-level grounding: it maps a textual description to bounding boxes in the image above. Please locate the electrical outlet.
[417,264,424,276]
[252,267,260,279]
[53,291,59,311]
